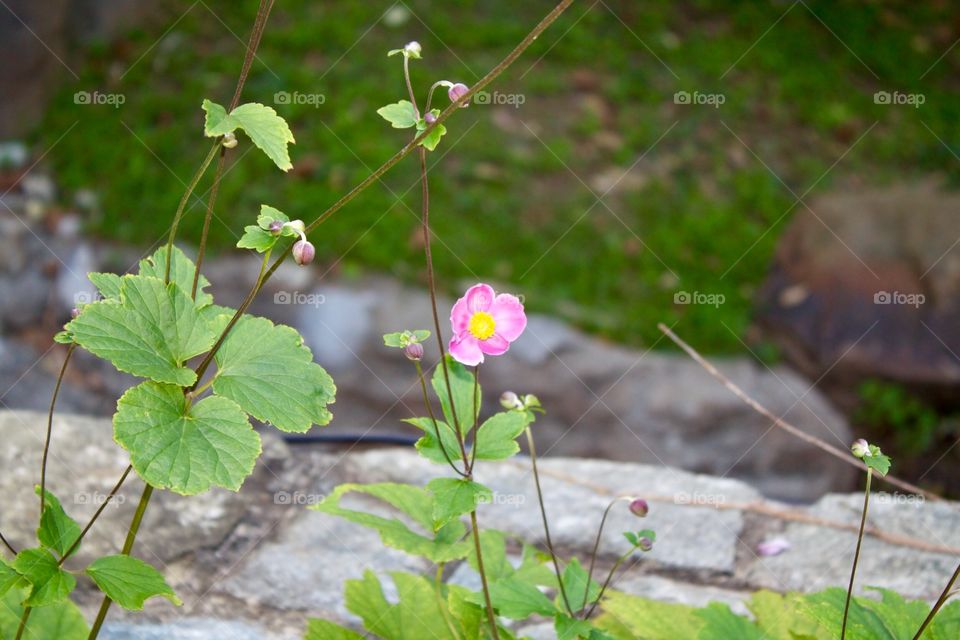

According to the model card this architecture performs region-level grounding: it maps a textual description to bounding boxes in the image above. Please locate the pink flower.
[757,537,791,557]
[449,283,526,366]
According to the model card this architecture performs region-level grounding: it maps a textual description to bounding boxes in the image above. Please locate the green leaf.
[88,272,122,300]
[114,381,261,495]
[595,590,704,639]
[0,588,88,639]
[376,100,418,129]
[137,245,213,307]
[865,453,892,477]
[431,355,480,434]
[383,329,431,348]
[801,588,895,640]
[203,100,295,171]
[448,585,484,640]
[85,555,181,610]
[311,483,470,563]
[237,225,277,253]
[67,275,215,386]
[427,477,491,526]
[405,417,462,465]
[560,557,600,612]
[304,619,365,640]
[858,588,929,640]
[53,330,74,344]
[13,548,75,607]
[35,488,81,557]
[0,558,24,597]
[468,529,513,582]
[745,590,827,640]
[257,204,291,230]
[555,614,596,640]
[346,571,452,640]
[696,602,764,640]
[474,410,533,460]
[212,315,336,433]
[416,114,447,151]
[472,577,557,619]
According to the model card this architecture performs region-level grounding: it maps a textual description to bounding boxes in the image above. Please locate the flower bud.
[404,41,421,58]
[222,132,238,148]
[637,537,654,552]
[268,220,284,235]
[629,498,649,518]
[448,82,470,107]
[70,307,80,319]
[286,219,306,234]
[500,391,522,410]
[292,239,315,266]
[404,341,424,362]
[851,438,870,459]
[424,112,438,125]
[522,394,541,409]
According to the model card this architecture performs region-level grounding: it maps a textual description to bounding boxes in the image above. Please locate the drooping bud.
[448,82,470,107]
[286,219,306,234]
[629,498,649,518]
[404,341,424,362]
[637,537,654,552]
[424,112,438,125]
[851,438,870,459]
[404,41,422,58]
[292,240,315,266]
[222,132,238,149]
[268,220,284,235]
[500,391,522,410]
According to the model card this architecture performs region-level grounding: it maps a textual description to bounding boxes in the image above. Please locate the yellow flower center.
[468,311,496,340]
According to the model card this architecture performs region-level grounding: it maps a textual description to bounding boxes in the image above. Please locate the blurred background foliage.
[32,0,960,352]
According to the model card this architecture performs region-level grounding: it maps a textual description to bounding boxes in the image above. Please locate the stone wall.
[0,411,955,639]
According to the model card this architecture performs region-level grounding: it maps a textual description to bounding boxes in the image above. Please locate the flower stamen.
[468,311,496,340]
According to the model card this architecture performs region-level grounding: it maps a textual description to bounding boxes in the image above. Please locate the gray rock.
[100,619,273,640]
[614,574,750,616]
[296,285,378,374]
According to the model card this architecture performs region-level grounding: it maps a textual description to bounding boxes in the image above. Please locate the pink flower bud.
[448,83,470,107]
[70,308,80,319]
[637,537,654,552]
[424,112,438,125]
[292,240,315,266]
[629,498,649,518]
[404,341,424,362]
[851,438,870,459]
[269,220,284,235]
[500,391,522,410]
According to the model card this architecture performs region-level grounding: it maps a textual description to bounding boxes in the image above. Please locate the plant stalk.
[911,561,960,639]
[841,468,873,640]
[414,361,466,477]
[59,465,133,566]
[40,343,76,515]
[470,510,500,640]
[582,497,630,612]
[585,547,636,619]
[191,147,227,299]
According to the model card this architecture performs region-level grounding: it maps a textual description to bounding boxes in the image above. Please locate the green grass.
[34,0,960,352]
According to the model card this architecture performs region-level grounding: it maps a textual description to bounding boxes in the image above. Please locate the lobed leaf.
[35,488,81,558]
[426,477,491,527]
[137,245,213,307]
[473,410,533,461]
[0,588,88,639]
[86,555,181,610]
[431,356,480,434]
[12,548,75,607]
[202,99,295,171]
[376,100,418,129]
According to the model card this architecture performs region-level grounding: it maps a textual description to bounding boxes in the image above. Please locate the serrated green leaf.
[865,454,892,477]
[114,381,261,495]
[53,330,74,344]
[35,488,81,557]
[203,100,295,171]
[744,590,827,640]
[311,483,470,563]
[595,590,704,639]
[448,584,484,640]
[418,122,447,151]
[427,477,491,526]
[237,225,277,253]
[212,315,336,433]
[561,557,600,613]
[431,355,480,434]
[305,619,365,640]
[86,555,181,610]
[405,417,462,465]
[801,587,895,640]
[623,531,638,546]
[858,588,929,640]
[471,576,557,619]
[474,410,533,460]
[555,613,596,640]
[257,204,291,229]
[0,558,23,597]
[696,602,764,640]
[468,529,513,582]
[66,275,215,386]
[13,548,75,607]
[383,332,405,347]
[88,272,122,300]
[0,588,88,639]
[346,571,452,640]
[377,100,418,129]
[138,245,213,307]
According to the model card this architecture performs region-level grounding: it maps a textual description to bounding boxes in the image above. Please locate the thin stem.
[192,147,226,299]
[425,80,448,113]
[14,608,31,640]
[525,427,574,616]
[911,561,960,640]
[40,343,76,515]
[59,465,133,566]
[185,0,576,377]
[470,510,500,640]
[414,361,466,477]
[841,468,873,640]
[403,55,421,119]
[582,497,630,612]
[164,141,220,283]
[87,484,154,640]
[434,564,461,640]
[584,548,635,620]
[228,0,275,112]
[468,365,480,471]
[0,530,16,555]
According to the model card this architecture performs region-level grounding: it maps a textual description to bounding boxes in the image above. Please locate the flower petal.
[449,333,484,366]
[488,294,527,342]
[478,333,510,356]
[464,283,495,313]
[450,297,471,334]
